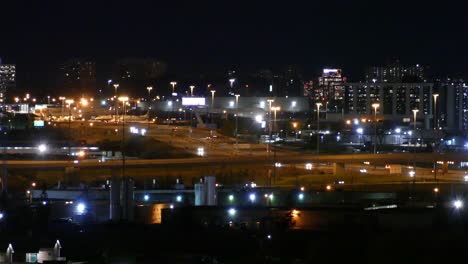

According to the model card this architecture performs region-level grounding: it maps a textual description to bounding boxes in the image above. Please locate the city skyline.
[0,0,466,91]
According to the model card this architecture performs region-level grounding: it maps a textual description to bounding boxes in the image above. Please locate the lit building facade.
[0,60,16,99]
[343,82,433,128]
[438,79,468,131]
[365,62,426,83]
[316,69,346,113]
[59,59,96,96]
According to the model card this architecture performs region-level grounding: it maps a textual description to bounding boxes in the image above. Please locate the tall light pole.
[146,87,153,131]
[118,96,129,178]
[113,84,119,122]
[412,109,419,147]
[316,102,322,154]
[210,90,216,109]
[235,94,240,150]
[190,85,195,97]
[433,93,439,130]
[271,106,280,183]
[267,99,274,153]
[170,82,177,95]
[65,99,74,170]
[210,90,216,124]
[372,103,380,154]
[229,78,235,88]
[59,96,66,117]
[272,107,280,134]
[325,101,328,121]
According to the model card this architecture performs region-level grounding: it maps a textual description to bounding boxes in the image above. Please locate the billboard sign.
[182,97,206,106]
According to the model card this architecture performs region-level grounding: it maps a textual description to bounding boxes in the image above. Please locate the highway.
[3,152,468,169]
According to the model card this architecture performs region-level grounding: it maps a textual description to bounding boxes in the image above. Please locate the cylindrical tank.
[110,176,121,221]
[194,183,206,206]
[53,240,61,258]
[204,176,217,206]
[120,178,135,221]
[126,178,135,221]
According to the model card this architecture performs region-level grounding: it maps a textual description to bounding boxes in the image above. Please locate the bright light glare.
[228,194,234,201]
[395,128,401,133]
[197,147,204,157]
[176,195,182,202]
[255,115,263,123]
[249,193,256,202]
[298,193,304,200]
[0,213,3,220]
[76,203,86,215]
[453,200,463,209]
[356,128,363,134]
[464,175,468,182]
[305,163,312,170]
[38,144,47,153]
[144,194,149,201]
[228,208,236,216]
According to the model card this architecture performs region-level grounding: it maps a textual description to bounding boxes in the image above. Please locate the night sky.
[1,0,467,90]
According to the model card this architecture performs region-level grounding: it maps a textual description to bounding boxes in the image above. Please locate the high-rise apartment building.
[316,69,346,113]
[343,82,433,128]
[437,79,468,131]
[112,58,167,96]
[365,61,426,83]
[59,59,96,96]
[0,58,16,100]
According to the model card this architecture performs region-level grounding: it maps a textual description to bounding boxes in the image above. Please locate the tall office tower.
[317,68,346,113]
[59,59,96,96]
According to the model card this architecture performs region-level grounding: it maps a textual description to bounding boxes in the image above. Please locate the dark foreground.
[2,207,468,263]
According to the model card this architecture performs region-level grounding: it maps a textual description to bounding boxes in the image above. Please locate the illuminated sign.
[323,69,339,74]
[182,97,206,106]
[34,120,45,127]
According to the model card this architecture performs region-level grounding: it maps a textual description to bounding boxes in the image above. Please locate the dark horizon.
[1,0,467,91]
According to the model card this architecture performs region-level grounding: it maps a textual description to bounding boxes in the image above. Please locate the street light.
[210,90,216,109]
[229,78,235,88]
[118,96,129,178]
[170,82,177,94]
[413,109,419,145]
[271,106,280,133]
[147,87,153,131]
[266,99,274,153]
[113,84,120,122]
[235,94,240,150]
[433,93,439,130]
[59,97,66,117]
[372,103,380,154]
[190,85,195,97]
[271,106,281,184]
[65,99,74,169]
[316,102,322,154]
